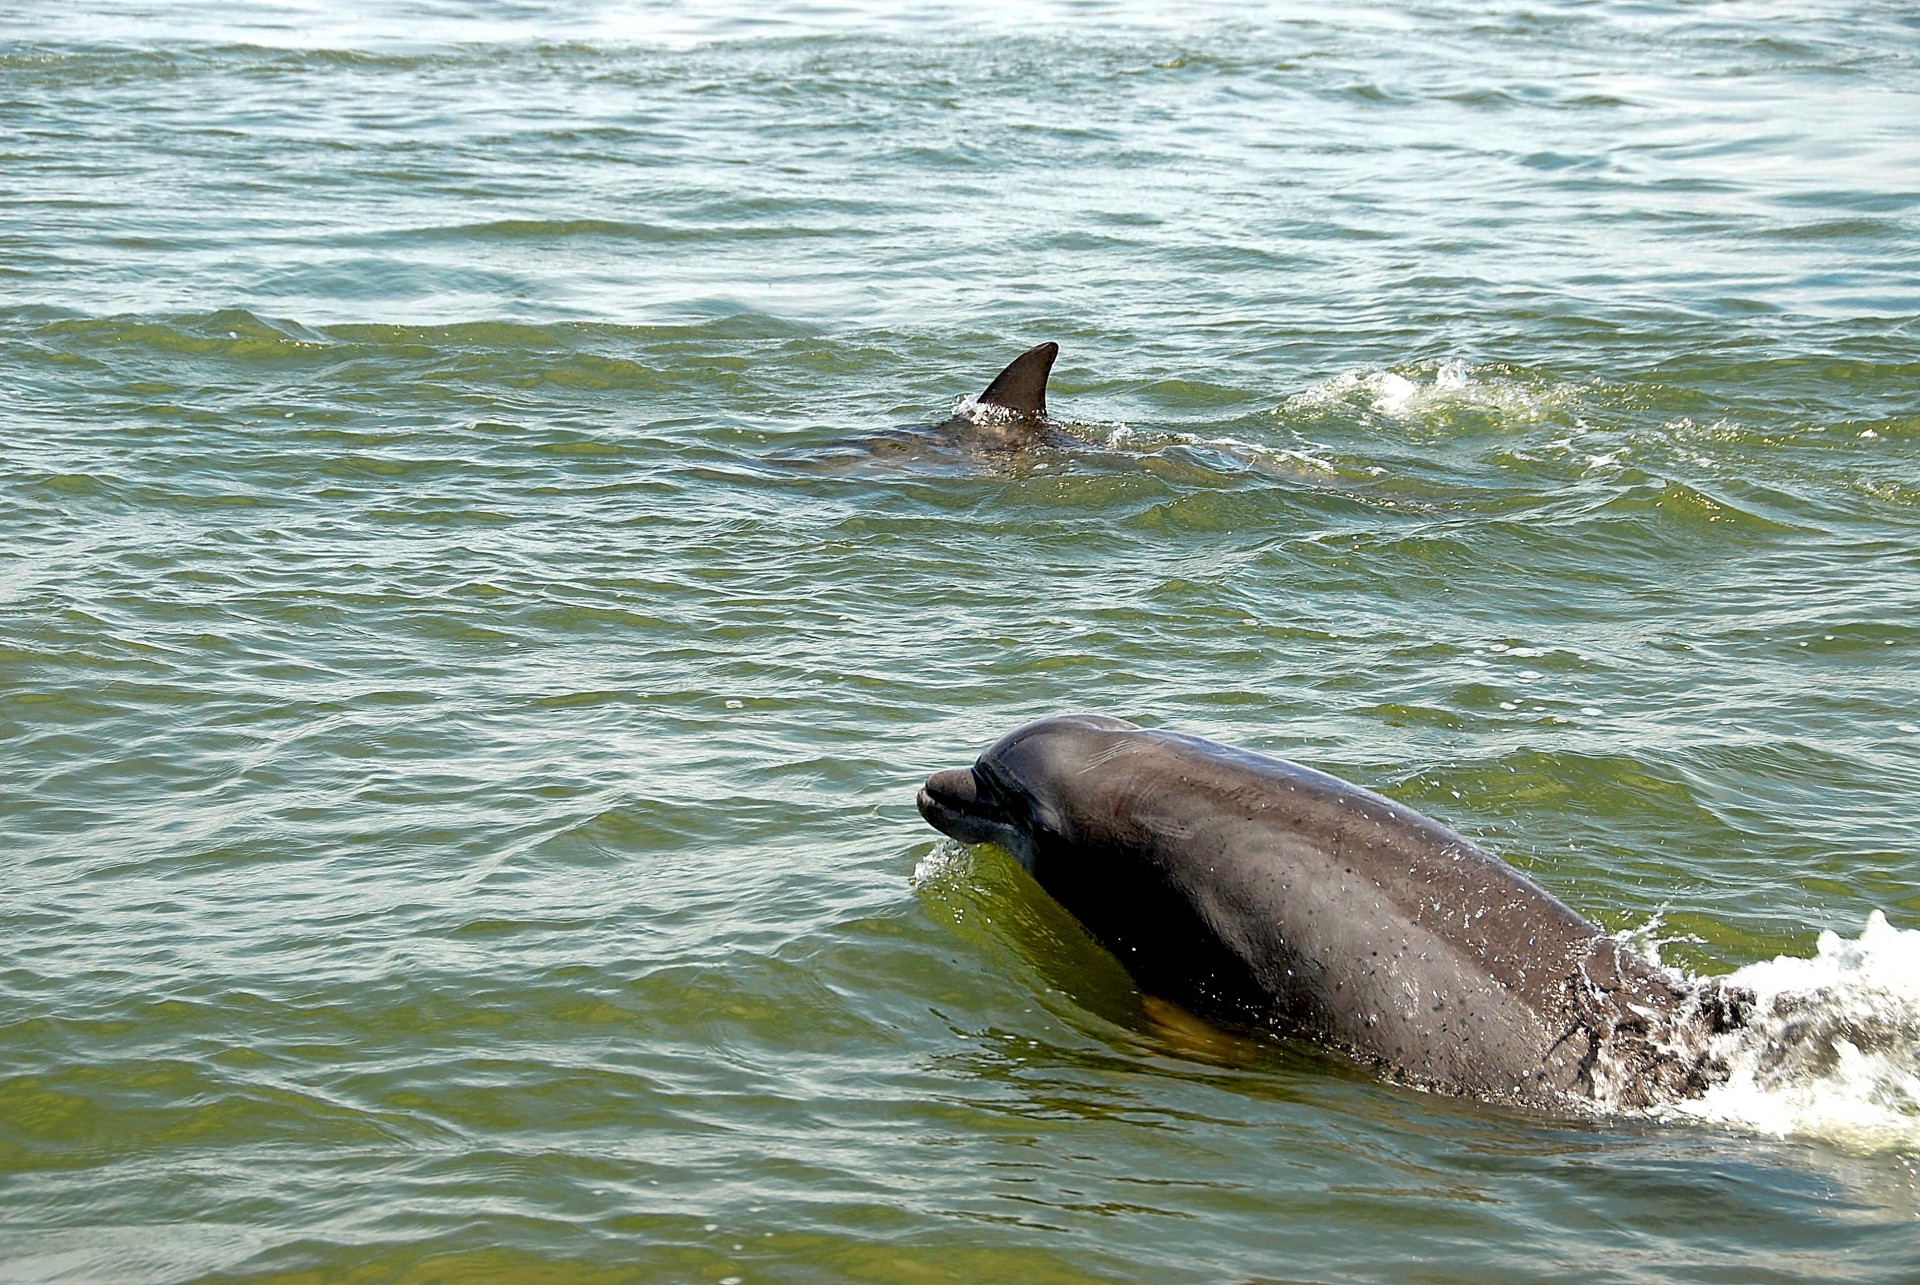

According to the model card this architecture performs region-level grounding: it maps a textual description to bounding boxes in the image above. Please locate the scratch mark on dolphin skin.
[1080,740,1153,774]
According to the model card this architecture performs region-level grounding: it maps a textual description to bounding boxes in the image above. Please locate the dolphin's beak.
[916,766,1003,844]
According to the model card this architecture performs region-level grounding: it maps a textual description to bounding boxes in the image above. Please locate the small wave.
[1085,421,1341,479]
[1649,912,1920,1152]
[1284,358,1578,426]
[383,218,713,246]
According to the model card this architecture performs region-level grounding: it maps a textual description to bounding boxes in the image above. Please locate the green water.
[4,2,1919,1281]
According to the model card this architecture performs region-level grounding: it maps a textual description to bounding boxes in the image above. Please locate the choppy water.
[5,1,1920,1281]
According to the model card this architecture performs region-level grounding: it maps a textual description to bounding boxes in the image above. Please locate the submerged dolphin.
[918,714,1750,1110]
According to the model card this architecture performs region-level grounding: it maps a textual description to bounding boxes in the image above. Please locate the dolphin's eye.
[977,759,1061,837]
[974,761,1024,813]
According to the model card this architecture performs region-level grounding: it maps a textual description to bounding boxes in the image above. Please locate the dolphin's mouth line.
[917,767,1014,847]
[915,777,966,834]
[919,766,980,809]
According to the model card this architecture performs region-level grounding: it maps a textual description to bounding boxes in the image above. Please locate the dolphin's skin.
[918,714,1749,1110]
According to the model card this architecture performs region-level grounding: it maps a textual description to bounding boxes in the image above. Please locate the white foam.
[1368,371,1420,414]
[1648,912,1920,1152]
[951,395,1026,427]
[1284,359,1570,425]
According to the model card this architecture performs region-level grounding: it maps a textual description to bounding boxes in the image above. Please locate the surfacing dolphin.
[773,342,1068,469]
[955,340,1060,449]
[918,714,1752,1111]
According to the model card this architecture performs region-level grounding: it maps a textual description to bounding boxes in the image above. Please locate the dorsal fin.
[976,342,1058,417]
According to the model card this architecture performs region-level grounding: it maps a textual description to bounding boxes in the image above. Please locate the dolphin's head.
[916,714,1138,870]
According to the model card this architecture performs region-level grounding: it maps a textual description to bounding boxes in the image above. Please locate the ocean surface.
[4,1,1919,1280]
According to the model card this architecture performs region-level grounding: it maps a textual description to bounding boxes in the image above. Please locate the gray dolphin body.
[918,714,1749,1110]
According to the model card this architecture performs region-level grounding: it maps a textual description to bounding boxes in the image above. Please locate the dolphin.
[905,339,1065,454]
[917,714,1750,1110]
[770,342,1066,469]
[957,340,1059,448]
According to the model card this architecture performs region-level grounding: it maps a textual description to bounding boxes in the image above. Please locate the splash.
[950,395,1026,427]
[912,838,983,891]
[1284,358,1572,425]
[1647,912,1920,1152]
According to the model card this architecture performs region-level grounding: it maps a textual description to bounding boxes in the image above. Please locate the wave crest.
[1649,912,1920,1151]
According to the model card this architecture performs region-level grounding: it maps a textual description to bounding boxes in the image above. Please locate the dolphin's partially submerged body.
[954,340,1060,448]
[919,714,1753,1111]
[774,342,1070,469]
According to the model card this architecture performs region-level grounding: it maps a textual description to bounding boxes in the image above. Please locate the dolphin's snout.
[917,766,1009,845]
[918,768,985,830]
[922,767,981,810]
